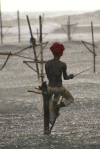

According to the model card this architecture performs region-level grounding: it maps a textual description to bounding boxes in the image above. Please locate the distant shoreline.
[1,10,100,26]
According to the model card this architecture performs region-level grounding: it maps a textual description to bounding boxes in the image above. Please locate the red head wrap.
[50,42,65,56]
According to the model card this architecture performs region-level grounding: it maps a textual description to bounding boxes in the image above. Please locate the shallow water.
[0,12,100,148]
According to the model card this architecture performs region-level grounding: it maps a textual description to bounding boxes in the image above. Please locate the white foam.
[3,23,61,35]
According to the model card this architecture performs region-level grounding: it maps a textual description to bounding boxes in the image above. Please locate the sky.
[1,0,100,12]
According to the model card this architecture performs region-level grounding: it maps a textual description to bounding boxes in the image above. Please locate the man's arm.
[63,63,74,80]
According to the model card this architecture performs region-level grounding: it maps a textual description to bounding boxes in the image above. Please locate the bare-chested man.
[45,42,74,117]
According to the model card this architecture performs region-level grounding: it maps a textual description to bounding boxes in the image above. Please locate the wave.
[3,23,61,35]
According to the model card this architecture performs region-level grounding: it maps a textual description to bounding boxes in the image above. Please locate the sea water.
[0,11,100,149]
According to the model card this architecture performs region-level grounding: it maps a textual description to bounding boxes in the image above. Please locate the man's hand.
[69,74,74,79]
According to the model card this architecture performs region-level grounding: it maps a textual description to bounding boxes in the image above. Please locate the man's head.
[50,42,65,56]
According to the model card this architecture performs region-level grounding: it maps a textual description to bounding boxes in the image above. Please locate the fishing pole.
[74,67,93,77]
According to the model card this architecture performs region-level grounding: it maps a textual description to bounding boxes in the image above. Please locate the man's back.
[45,58,67,87]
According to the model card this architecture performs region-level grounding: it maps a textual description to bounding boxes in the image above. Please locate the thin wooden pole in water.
[67,16,71,41]
[26,15,39,78]
[17,10,20,43]
[41,82,50,134]
[91,21,95,73]
[0,53,11,70]
[39,16,49,134]
[0,0,3,44]
[37,29,39,42]
[39,15,44,83]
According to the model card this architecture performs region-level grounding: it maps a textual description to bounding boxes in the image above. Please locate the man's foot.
[60,102,65,107]
[51,101,60,117]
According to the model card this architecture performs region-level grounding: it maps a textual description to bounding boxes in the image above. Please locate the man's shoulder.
[45,59,53,67]
[46,59,66,65]
[59,60,66,66]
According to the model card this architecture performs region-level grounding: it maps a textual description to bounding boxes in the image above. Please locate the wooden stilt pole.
[41,82,50,134]
[15,45,32,55]
[67,16,71,41]
[37,29,38,42]
[17,10,20,43]
[26,15,39,78]
[39,16,49,134]
[23,61,41,75]
[0,53,11,70]
[81,40,97,56]
[39,15,44,83]
[0,0,3,44]
[91,21,95,73]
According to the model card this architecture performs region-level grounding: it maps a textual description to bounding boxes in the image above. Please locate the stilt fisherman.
[45,42,74,118]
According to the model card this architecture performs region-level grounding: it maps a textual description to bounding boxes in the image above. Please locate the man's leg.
[51,94,60,117]
[61,88,74,107]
